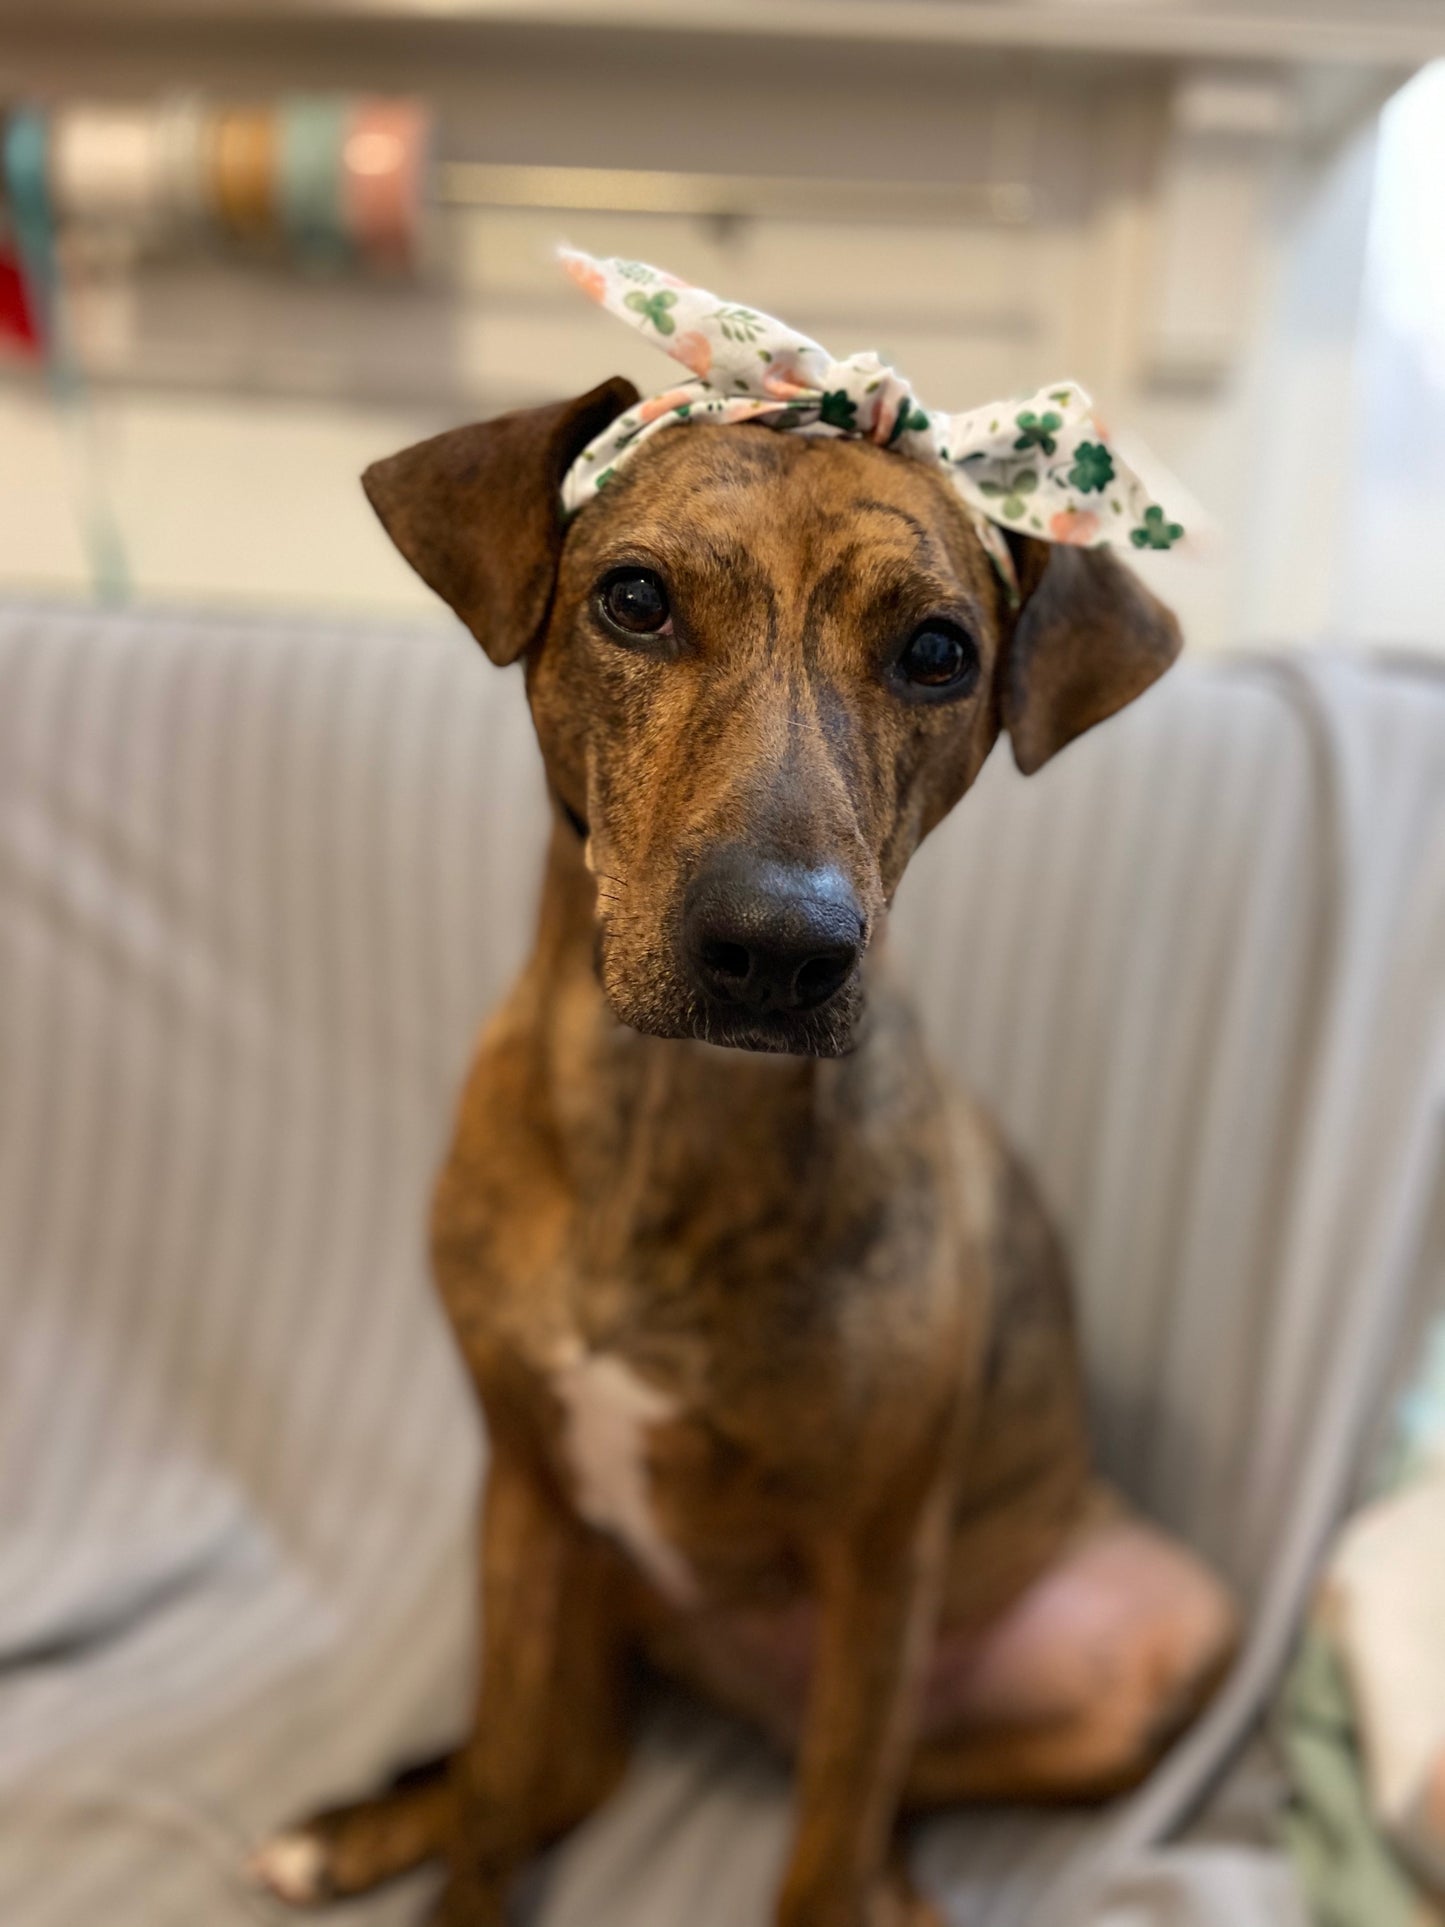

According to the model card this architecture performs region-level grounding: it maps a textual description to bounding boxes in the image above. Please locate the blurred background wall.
[1,0,1443,657]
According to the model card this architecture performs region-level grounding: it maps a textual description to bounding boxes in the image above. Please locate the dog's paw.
[247,1830,330,1907]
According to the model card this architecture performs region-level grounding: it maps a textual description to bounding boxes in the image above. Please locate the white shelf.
[21,0,1445,68]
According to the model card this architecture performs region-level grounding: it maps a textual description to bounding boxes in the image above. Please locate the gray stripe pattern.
[0,604,1440,1926]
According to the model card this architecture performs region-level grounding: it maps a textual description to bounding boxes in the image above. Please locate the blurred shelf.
[9,0,1445,68]
[438,164,1036,226]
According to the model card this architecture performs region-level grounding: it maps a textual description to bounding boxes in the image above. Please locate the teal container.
[278,95,352,266]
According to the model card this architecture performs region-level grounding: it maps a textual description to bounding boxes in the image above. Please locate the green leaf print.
[623,289,678,335]
[711,304,766,343]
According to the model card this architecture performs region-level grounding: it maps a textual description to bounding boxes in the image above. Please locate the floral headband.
[558,249,1184,592]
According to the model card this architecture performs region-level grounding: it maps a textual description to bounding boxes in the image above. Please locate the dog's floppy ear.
[1001,540,1183,775]
[362,376,640,665]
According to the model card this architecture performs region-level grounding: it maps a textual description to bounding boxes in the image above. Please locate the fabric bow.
[558,250,1184,586]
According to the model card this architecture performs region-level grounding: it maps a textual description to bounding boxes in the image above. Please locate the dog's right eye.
[596,568,672,640]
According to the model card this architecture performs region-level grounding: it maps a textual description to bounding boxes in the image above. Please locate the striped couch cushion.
[0,603,1440,1927]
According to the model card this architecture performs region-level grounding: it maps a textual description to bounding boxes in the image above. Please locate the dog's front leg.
[776,1473,952,1927]
[429,1431,630,1927]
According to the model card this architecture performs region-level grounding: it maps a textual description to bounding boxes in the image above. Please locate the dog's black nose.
[685,851,864,1016]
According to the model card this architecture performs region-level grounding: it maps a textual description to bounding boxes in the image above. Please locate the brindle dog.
[253,378,1239,1927]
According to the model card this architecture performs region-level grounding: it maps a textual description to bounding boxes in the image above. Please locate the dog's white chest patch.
[552,1345,699,1606]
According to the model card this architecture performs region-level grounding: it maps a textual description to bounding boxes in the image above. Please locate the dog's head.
[365,378,1180,1056]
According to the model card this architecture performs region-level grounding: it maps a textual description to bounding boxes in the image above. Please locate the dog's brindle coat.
[256,379,1238,1926]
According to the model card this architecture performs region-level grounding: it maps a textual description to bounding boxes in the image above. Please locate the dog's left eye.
[895,622,979,696]
[596,568,672,639]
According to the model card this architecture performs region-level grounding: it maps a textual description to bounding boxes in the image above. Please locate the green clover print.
[624,289,678,335]
[887,397,932,445]
[1013,409,1062,456]
[980,469,1038,519]
[1067,441,1115,494]
[1130,505,1185,550]
[819,390,859,430]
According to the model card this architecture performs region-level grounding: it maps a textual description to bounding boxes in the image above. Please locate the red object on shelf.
[342,98,431,270]
[0,249,41,354]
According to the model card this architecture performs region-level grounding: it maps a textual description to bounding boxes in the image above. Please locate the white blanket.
[0,603,1440,1926]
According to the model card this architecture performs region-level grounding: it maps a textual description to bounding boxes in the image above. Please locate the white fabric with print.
[558,249,1184,579]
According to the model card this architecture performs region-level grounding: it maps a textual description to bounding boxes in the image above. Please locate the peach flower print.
[762,365,811,401]
[721,397,774,424]
[562,255,606,302]
[639,386,697,425]
[672,331,712,377]
[1049,508,1101,546]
